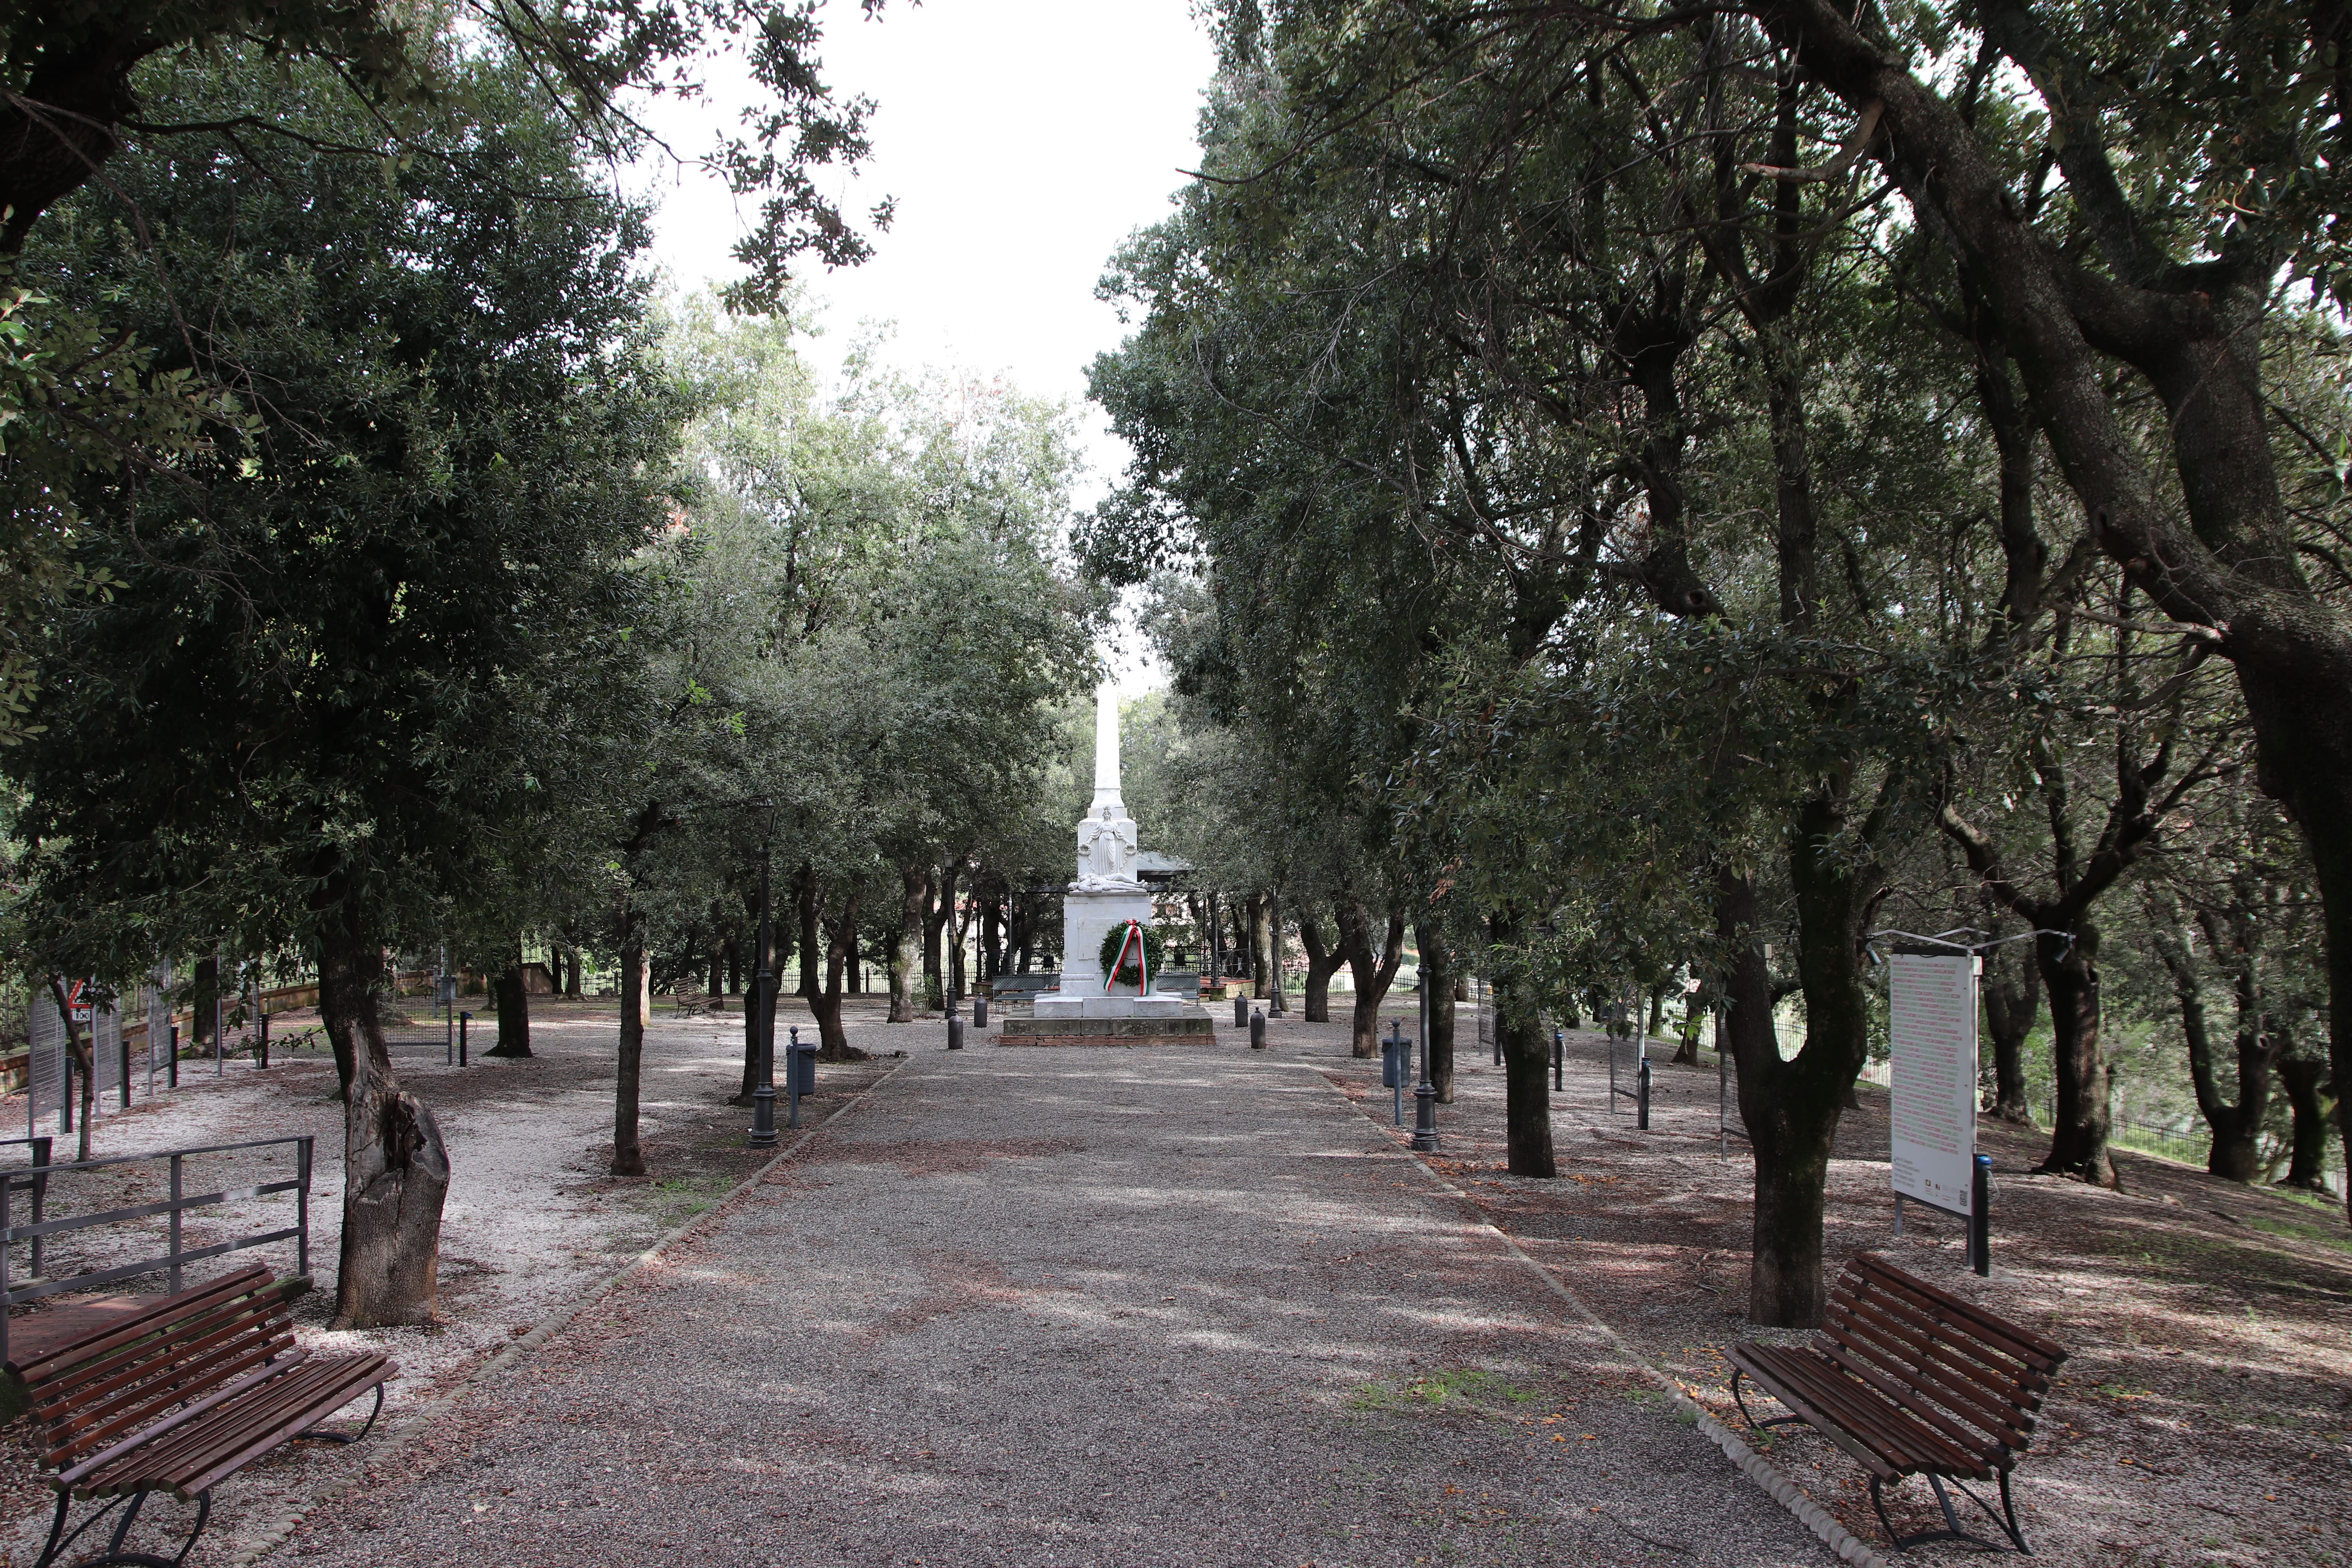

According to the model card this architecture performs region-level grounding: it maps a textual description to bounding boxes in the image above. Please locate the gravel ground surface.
[0,995,896,1567]
[1308,1005,2352,1568]
[249,1009,1832,1568]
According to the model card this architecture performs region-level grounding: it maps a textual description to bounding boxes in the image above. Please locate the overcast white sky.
[630,0,1214,690]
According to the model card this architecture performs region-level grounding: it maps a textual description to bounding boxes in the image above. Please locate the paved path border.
[227,1057,910,1568]
[1305,1061,1890,1568]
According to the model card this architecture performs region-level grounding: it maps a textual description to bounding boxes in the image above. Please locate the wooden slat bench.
[1727,1252,2067,1553]
[671,991,717,1020]
[7,1264,395,1568]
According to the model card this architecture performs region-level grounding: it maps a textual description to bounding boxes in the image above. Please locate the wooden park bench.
[1727,1252,2067,1553]
[671,991,717,1020]
[8,1264,394,1568]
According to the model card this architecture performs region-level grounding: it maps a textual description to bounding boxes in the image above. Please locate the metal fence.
[0,1133,314,1363]
[25,973,177,1138]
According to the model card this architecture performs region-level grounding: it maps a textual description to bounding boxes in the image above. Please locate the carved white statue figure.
[1076,804,1138,887]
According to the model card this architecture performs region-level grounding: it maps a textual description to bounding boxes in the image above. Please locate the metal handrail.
[2,1133,314,1176]
[0,1133,313,1365]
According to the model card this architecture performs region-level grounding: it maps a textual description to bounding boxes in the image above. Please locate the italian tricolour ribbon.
[1107,920,1148,994]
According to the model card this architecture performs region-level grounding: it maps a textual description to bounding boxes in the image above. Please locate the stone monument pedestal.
[1054,884,1156,995]
[1003,989,1216,1047]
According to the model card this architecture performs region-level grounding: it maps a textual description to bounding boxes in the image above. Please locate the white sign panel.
[1889,953,1979,1216]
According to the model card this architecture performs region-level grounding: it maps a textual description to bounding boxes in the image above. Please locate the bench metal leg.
[292,1383,386,1445]
[1728,1368,1808,1435]
[34,1489,210,1568]
[107,1490,149,1555]
[1870,1471,2032,1554]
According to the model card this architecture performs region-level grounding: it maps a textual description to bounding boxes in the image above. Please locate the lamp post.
[1412,964,1441,1152]
[748,843,778,1148]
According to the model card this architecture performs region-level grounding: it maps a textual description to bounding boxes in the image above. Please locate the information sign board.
[1889,952,1979,1216]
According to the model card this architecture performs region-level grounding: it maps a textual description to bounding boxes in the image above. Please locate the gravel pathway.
[262,1038,1831,1567]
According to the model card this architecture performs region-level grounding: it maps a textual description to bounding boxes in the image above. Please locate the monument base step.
[1001,1015,1216,1047]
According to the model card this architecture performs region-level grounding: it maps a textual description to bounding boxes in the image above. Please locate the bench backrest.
[13,1266,299,1476]
[1820,1254,2068,1466]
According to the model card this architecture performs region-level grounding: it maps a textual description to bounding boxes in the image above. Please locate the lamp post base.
[1411,1082,1441,1152]
[749,1083,777,1147]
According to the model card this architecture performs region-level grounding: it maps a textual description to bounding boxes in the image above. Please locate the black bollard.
[459,1012,470,1067]
[947,1015,964,1051]
[258,1011,270,1071]
[1636,1058,1651,1129]
[168,1024,179,1089]
[974,997,989,1030]
[1971,1154,1992,1276]
[786,1026,805,1128]
[60,1051,72,1134]
[1232,993,1249,1029]
[120,1029,132,1108]
[1249,1009,1266,1050]
[1552,1028,1563,1091]
[1384,1020,1406,1126]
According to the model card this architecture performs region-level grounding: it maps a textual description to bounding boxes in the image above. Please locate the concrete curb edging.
[225,1055,910,1567]
[1307,1063,1891,1568]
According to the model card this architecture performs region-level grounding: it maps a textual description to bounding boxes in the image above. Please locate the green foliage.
[7,40,677,982]
[619,302,1105,974]
[0,0,889,299]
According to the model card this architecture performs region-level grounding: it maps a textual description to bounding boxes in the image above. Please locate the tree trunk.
[1672,980,1705,1065]
[797,866,863,1061]
[2277,1056,2335,1191]
[1714,866,1829,1328]
[320,916,450,1328]
[1296,910,1345,1022]
[192,953,220,1052]
[1416,918,1456,1103]
[488,936,532,1057]
[2307,796,2352,1219]
[1250,892,1272,999]
[44,977,96,1161]
[1744,796,1876,1326]
[1486,914,1555,1177]
[1981,944,2040,1124]
[891,861,924,1022]
[923,863,951,1005]
[981,889,1004,985]
[1268,889,1287,1013]
[1336,897,1405,1058]
[2160,927,2278,1183]
[946,860,969,999]
[613,923,648,1177]
[0,40,149,254]
[2036,925,2116,1185]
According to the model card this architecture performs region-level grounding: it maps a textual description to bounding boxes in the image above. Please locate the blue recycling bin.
[789,1040,817,1097]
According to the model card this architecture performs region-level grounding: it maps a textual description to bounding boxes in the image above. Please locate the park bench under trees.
[8,1265,394,1568]
[1728,1254,2068,1553]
